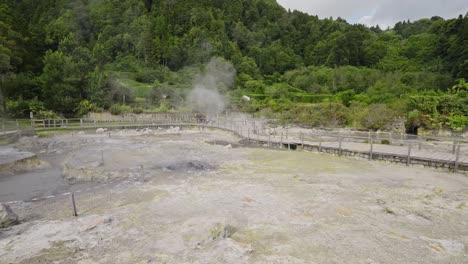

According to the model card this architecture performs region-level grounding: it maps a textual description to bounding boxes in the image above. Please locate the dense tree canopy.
[0,0,467,131]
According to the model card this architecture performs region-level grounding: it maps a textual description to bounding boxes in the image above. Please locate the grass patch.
[36,130,75,137]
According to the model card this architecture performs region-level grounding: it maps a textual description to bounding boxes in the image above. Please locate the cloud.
[277,0,468,28]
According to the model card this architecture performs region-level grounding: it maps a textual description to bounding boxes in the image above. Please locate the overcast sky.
[276,0,468,28]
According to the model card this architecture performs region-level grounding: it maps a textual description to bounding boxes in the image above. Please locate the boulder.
[96,128,108,133]
[0,203,19,228]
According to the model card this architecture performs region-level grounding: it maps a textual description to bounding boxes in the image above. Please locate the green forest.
[1,0,467,132]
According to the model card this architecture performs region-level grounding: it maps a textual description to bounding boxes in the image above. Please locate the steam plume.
[188,57,236,115]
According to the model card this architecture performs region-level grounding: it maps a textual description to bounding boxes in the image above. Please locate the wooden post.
[418,142,422,150]
[280,132,283,149]
[301,133,304,150]
[454,144,461,173]
[80,119,83,127]
[71,193,78,217]
[288,143,290,150]
[15,119,19,130]
[256,133,259,145]
[319,136,322,152]
[268,134,271,148]
[53,119,56,128]
[407,143,412,166]
[338,137,343,156]
[286,129,288,140]
[248,128,250,142]
[452,140,457,154]
[369,138,374,160]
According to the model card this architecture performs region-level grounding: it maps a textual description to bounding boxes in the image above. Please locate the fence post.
[369,138,374,160]
[301,133,304,150]
[418,142,422,150]
[338,137,343,156]
[71,193,78,217]
[248,128,250,142]
[407,143,412,166]
[80,119,83,127]
[319,136,322,152]
[280,132,283,149]
[454,144,461,173]
[268,134,271,148]
[452,140,456,154]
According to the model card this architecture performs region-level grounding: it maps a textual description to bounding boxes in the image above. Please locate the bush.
[157,102,170,113]
[75,100,98,117]
[284,102,349,127]
[381,140,391,145]
[6,98,59,119]
[361,104,399,130]
[6,100,30,118]
[132,107,143,114]
[110,104,132,115]
[446,114,468,132]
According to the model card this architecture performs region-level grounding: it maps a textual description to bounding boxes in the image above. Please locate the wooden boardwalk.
[313,141,468,164]
[241,130,468,172]
[1,118,467,172]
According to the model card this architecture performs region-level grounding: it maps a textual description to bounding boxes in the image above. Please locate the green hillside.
[0,0,467,131]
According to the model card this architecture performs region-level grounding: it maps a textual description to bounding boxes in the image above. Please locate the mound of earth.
[0,203,19,228]
[163,160,214,172]
[0,147,48,175]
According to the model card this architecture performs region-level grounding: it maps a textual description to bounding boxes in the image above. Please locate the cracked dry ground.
[0,129,467,263]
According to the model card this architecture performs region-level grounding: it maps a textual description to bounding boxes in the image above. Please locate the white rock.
[96,128,108,133]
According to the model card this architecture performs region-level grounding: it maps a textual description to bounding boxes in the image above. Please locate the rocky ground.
[0,128,467,263]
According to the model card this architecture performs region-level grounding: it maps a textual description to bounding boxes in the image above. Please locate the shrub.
[132,107,143,114]
[157,102,170,113]
[110,104,132,115]
[75,100,98,117]
[361,104,399,130]
[381,140,391,145]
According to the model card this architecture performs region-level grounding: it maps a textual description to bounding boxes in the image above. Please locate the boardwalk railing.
[1,115,467,172]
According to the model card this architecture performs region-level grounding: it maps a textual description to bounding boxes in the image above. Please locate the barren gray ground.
[0,128,467,263]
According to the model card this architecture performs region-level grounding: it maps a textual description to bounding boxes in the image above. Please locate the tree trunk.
[0,75,6,119]
[144,0,152,12]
